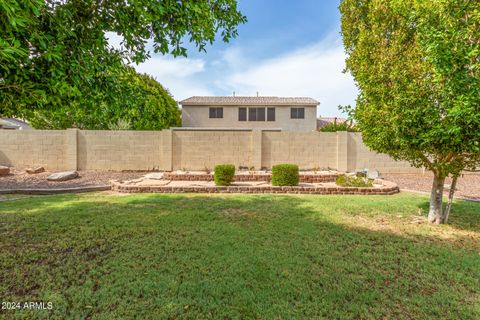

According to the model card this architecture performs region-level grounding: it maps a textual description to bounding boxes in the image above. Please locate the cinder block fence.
[0,128,420,173]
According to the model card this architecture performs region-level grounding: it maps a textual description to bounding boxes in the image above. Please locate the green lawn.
[1,193,479,319]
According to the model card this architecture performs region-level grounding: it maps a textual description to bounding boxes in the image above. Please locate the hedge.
[271,164,299,186]
[214,164,236,186]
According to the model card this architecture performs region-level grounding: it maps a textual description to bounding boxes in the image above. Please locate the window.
[209,107,223,119]
[248,108,257,121]
[291,107,305,119]
[257,108,265,121]
[267,108,275,121]
[238,108,247,121]
[248,108,266,121]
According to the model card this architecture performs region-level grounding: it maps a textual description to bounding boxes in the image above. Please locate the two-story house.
[179,96,319,132]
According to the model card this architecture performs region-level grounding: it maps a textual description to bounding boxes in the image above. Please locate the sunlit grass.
[1,192,479,319]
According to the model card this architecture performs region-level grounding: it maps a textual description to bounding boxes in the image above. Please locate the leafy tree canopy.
[340,0,480,223]
[1,0,246,117]
[28,67,181,130]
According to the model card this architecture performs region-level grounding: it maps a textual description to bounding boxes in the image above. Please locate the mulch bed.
[384,173,480,200]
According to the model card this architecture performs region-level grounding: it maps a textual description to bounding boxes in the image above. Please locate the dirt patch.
[384,173,480,200]
[0,169,145,190]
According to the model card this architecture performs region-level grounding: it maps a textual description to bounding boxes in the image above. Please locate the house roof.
[317,117,348,129]
[0,118,31,130]
[179,96,320,106]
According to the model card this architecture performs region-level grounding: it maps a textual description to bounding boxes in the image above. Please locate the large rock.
[47,170,78,181]
[26,166,45,174]
[0,165,10,176]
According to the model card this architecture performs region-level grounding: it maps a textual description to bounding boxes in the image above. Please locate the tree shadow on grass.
[416,198,480,233]
[0,193,479,319]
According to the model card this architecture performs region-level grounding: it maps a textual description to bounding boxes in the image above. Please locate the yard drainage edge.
[0,185,111,195]
[111,180,399,195]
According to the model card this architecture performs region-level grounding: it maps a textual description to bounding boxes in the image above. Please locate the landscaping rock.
[367,170,380,179]
[47,171,79,181]
[144,172,164,180]
[0,165,10,176]
[26,166,45,174]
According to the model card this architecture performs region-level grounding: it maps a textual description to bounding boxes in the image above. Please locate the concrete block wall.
[0,129,422,173]
[77,130,162,171]
[0,130,66,170]
[172,129,252,170]
[262,131,337,169]
[347,133,420,173]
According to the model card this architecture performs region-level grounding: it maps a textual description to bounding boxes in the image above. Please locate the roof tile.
[179,96,319,106]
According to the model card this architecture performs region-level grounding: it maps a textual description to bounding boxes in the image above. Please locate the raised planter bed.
[111,180,399,195]
[163,172,338,183]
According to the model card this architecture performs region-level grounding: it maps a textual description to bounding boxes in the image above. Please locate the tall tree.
[340,0,480,223]
[1,0,246,117]
[28,67,181,130]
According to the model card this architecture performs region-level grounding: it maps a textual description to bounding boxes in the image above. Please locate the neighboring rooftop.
[0,118,31,130]
[317,117,349,130]
[179,96,320,106]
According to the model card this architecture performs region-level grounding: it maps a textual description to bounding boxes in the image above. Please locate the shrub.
[272,164,299,186]
[335,175,373,187]
[319,121,358,132]
[214,164,236,186]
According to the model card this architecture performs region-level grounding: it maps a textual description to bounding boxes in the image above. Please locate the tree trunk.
[443,175,459,224]
[428,174,446,224]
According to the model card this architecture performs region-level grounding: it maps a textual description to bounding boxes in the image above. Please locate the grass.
[1,192,479,319]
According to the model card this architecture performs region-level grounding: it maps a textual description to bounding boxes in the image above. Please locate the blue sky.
[123,0,358,117]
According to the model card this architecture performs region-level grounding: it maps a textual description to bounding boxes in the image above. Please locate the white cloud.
[219,38,358,116]
[106,31,358,115]
[106,31,213,100]
[133,56,213,100]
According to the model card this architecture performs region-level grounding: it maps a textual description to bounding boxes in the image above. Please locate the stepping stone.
[47,170,78,181]
[144,172,164,180]
[0,165,9,176]
[26,166,45,174]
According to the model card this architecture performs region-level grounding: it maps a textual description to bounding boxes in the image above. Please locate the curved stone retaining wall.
[162,173,338,183]
[111,181,399,195]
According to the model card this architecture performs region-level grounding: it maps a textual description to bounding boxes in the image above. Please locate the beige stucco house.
[179,96,319,132]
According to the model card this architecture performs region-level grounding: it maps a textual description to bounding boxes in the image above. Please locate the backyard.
[1,192,479,319]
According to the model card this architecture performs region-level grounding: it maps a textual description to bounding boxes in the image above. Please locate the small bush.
[214,164,236,186]
[272,164,299,186]
[335,175,373,187]
[319,121,358,132]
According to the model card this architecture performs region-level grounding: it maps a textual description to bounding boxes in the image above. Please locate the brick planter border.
[163,172,337,183]
[111,180,399,195]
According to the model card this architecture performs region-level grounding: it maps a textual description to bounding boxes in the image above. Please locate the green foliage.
[2,193,480,318]
[27,68,181,129]
[108,119,131,131]
[340,0,480,222]
[214,164,236,186]
[1,0,246,119]
[320,121,358,132]
[271,164,299,186]
[336,175,374,187]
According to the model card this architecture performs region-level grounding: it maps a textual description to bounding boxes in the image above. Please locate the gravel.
[0,169,145,190]
[2,169,479,201]
[383,173,480,200]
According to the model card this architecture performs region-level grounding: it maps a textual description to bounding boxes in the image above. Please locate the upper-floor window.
[209,107,223,119]
[238,108,247,121]
[291,107,305,119]
[239,107,275,122]
[267,108,275,121]
[248,107,266,121]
